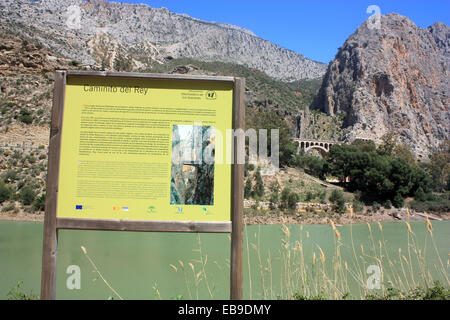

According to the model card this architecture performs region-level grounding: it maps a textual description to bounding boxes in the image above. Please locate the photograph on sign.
[170,124,215,206]
[56,75,234,222]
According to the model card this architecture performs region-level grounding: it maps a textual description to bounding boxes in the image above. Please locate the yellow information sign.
[57,75,234,222]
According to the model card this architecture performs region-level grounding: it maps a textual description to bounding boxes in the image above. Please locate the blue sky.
[106,0,449,63]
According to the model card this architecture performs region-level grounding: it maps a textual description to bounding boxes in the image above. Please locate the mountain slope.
[311,13,450,158]
[0,0,326,81]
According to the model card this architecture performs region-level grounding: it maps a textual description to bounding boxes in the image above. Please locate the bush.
[408,194,450,213]
[392,193,404,208]
[6,280,39,300]
[305,191,313,202]
[19,109,33,124]
[0,181,12,203]
[280,187,291,209]
[384,200,392,209]
[366,281,449,300]
[252,168,264,198]
[68,60,80,67]
[329,189,346,213]
[32,194,45,212]
[269,191,279,209]
[352,200,364,213]
[19,185,36,206]
[244,178,252,199]
[372,201,381,211]
[287,192,299,210]
[414,187,426,202]
[2,169,18,183]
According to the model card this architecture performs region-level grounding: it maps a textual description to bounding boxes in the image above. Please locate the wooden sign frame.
[41,70,245,300]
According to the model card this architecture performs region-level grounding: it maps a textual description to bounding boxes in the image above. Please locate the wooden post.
[41,71,66,300]
[230,78,245,300]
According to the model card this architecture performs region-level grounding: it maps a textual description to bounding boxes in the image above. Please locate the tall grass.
[169,220,449,300]
[240,220,449,299]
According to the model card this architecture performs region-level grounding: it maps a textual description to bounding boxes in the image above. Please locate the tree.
[287,192,299,210]
[393,144,416,167]
[414,187,426,202]
[244,178,252,199]
[295,155,328,180]
[327,143,431,206]
[252,168,264,198]
[377,132,398,156]
[392,193,404,208]
[426,140,450,192]
[329,189,346,213]
[269,191,279,209]
[351,139,377,152]
[280,187,291,209]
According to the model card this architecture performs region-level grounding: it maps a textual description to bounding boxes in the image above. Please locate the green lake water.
[0,220,448,299]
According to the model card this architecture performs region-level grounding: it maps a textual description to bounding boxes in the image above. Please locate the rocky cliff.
[311,13,449,158]
[0,0,326,81]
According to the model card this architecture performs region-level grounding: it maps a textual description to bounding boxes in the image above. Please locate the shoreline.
[1,210,448,225]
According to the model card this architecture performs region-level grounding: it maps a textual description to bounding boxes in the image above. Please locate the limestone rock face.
[311,14,449,157]
[0,0,326,80]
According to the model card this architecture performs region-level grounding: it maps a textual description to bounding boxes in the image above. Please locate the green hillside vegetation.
[147,57,322,114]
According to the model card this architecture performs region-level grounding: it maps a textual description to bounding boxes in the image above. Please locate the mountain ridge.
[0,0,327,81]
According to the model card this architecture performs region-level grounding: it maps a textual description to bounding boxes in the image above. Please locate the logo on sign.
[206,91,217,100]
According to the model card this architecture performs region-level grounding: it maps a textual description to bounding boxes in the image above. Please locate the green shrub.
[408,194,450,213]
[6,280,39,300]
[329,189,346,213]
[372,201,381,211]
[32,194,45,212]
[280,187,291,209]
[1,201,16,212]
[19,109,33,124]
[392,193,404,208]
[287,192,299,210]
[68,60,80,67]
[269,191,279,209]
[19,185,36,206]
[244,178,252,199]
[414,187,426,202]
[352,200,364,213]
[383,200,392,209]
[305,191,314,202]
[0,181,12,203]
[252,168,264,198]
[2,169,18,183]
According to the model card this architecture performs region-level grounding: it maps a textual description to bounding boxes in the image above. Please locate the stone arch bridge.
[293,139,343,156]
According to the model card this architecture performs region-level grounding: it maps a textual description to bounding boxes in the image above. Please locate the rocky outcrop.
[311,14,449,157]
[0,0,326,80]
